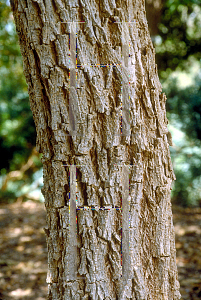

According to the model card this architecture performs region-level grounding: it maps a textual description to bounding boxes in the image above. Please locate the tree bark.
[10,0,180,299]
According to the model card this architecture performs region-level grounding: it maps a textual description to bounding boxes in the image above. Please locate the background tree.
[146,0,201,206]
[163,69,201,206]
[10,0,180,299]
[0,0,42,201]
[1,0,200,206]
[146,0,201,76]
[158,1,201,206]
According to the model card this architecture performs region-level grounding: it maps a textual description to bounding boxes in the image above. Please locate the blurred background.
[146,0,201,208]
[0,0,201,206]
[0,0,201,299]
[0,0,43,203]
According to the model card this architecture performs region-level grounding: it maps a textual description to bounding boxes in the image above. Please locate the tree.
[145,0,201,206]
[0,0,41,201]
[145,0,164,37]
[163,71,201,207]
[10,0,180,298]
[147,0,201,76]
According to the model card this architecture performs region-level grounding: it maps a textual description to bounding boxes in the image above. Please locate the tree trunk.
[145,0,164,37]
[10,0,180,299]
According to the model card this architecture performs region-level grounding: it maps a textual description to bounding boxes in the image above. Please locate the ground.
[0,200,201,299]
[174,205,201,299]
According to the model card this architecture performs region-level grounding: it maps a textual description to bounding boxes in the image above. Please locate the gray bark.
[10,0,181,299]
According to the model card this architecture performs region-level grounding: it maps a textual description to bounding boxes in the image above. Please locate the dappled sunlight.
[0,0,200,298]
[7,227,22,238]
[9,288,32,298]
[0,200,48,299]
[0,200,201,299]
[175,224,201,236]
[173,206,201,299]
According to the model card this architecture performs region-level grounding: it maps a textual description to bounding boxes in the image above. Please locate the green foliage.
[167,81,201,141]
[0,0,201,206]
[163,62,201,206]
[154,0,201,77]
[0,166,44,203]
[170,122,201,207]
[154,0,201,206]
[0,1,42,202]
[0,1,21,68]
[0,1,36,172]
[164,59,201,141]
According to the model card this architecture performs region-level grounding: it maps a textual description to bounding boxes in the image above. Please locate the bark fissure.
[11,0,180,299]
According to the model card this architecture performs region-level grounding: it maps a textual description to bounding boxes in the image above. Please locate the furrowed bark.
[10,0,180,299]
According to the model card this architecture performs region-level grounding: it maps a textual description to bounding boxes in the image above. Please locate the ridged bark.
[10,0,180,299]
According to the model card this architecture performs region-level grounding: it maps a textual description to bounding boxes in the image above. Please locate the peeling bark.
[11,0,180,299]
